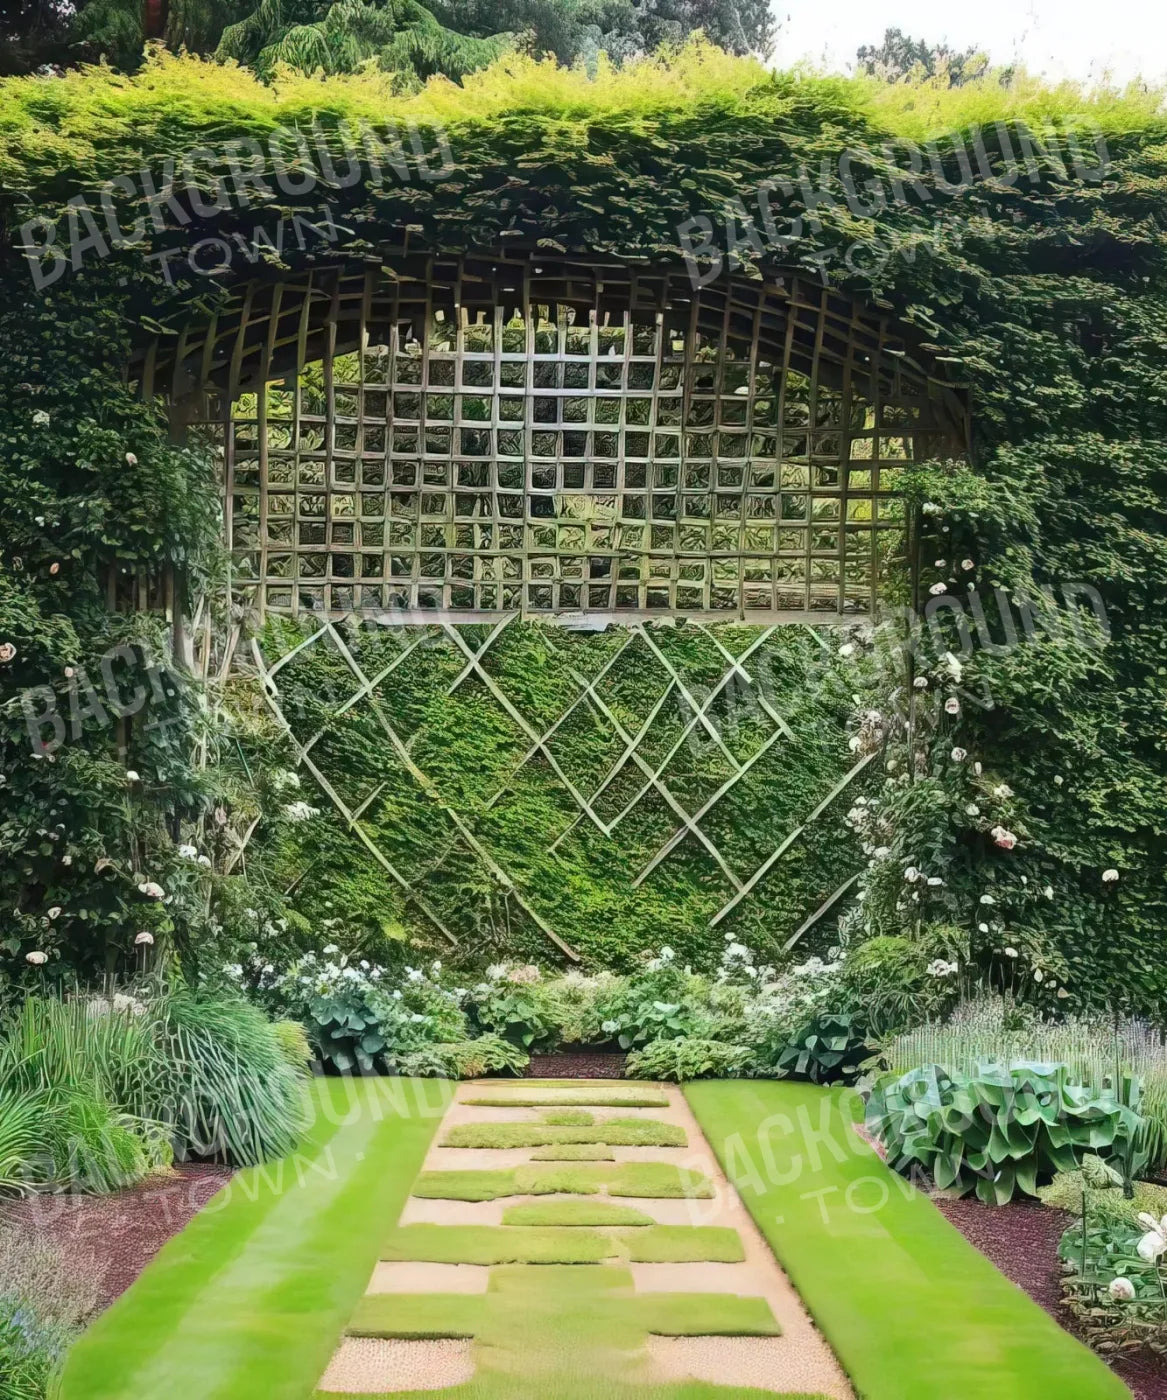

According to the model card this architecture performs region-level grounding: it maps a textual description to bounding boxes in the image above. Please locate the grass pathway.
[57,1077,453,1400]
[686,1080,1131,1400]
[318,1078,850,1399]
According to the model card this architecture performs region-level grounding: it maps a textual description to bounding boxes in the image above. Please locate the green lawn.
[56,1076,452,1400]
[381,1223,744,1265]
[686,1080,1130,1400]
[412,1161,713,1201]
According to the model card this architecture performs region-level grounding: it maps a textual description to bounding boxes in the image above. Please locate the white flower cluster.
[847,708,886,757]
[926,959,960,978]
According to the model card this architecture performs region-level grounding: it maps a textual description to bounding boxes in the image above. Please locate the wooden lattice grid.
[246,616,880,951]
[155,253,967,625]
[145,252,964,953]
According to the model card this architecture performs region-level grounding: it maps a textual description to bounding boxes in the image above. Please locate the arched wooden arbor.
[132,249,969,955]
[136,250,968,627]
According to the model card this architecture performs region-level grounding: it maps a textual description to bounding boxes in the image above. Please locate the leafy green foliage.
[469,977,564,1051]
[217,0,513,86]
[773,1012,869,1085]
[0,995,171,1193]
[868,1062,1147,1204]
[1038,1168,1167,1227]
[1057,1217,1167,1354]
[396,1034,529,1078]
[856,27,999,86]
[625,1036,753,1081]
[267,951,468,1073]
[887,1002,1167,1174]
[143,986,310,1165]
[0,987,304,1195]
[272,1019,313,1072]
[2,44,1167,1018]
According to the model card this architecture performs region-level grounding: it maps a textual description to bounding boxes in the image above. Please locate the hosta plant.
[469,974,563,1051]
[772,1012,869,1085]
[867,1061,1147,1205]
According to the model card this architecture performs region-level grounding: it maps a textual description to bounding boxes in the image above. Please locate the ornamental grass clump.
[0,987,309,1193]
[867,1061,1146,1205]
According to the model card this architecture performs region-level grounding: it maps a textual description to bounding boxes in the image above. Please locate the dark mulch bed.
[1,1163,232,1311]
[526,1051,628,1079]
[935,1195,1167,1400]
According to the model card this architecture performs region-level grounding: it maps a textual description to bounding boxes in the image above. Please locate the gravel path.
[319,1338,475,1393]
[318,1078,855,1396]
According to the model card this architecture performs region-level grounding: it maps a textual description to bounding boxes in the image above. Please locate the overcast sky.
[773,0,1167,85]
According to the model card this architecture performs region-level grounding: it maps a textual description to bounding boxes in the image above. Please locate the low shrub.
[589,949,713,1050]
[887,999,1167,1173]
[772,1012,869,1085]
[867,1061,1146,1204]
[396,1035,528,1079]
[0,988,309,1188]
[0,998,170,1194]
[625,1037,754,1082]
[468,970,563,1051]
[840,935,957,1038]
[1058,1217,1167,1353]
[262,952,468,1073]
[1038,1165,1167,1227]
[149,986,309,1165]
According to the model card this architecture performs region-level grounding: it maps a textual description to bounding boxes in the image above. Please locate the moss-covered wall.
[264,616,878,969]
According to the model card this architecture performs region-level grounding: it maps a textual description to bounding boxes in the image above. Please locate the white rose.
[26,950,48,965]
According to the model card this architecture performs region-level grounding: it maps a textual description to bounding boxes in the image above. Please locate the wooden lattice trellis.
[146,252,967,625]
[238,617,880,956]
[140,251,966,954]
